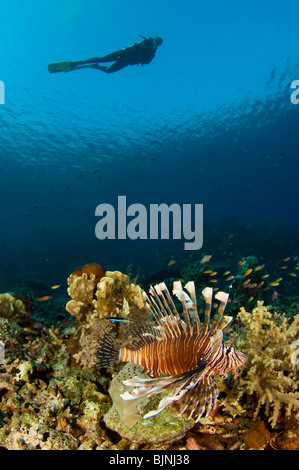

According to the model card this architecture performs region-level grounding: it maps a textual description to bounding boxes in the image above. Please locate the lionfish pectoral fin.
[178,376,219,422]
[143,388,188,419]
[121,373,182,401]
[121,365,208,420]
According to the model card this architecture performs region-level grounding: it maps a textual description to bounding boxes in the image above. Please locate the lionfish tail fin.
[97,331,121,368]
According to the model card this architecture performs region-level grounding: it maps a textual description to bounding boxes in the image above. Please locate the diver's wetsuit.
[69,36,163,73]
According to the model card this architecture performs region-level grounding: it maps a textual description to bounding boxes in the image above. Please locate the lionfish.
[98,281,246,422]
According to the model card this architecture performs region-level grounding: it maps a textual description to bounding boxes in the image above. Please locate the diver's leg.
[81,62,127,73]
[82,50,125,64]
[104,61,128,73]
[66,63,108,72]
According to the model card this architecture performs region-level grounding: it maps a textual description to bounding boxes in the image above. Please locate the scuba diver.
[48,36,163,74]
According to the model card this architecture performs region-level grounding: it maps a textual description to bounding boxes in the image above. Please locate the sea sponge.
[229,300,299,427]
[72,263,105,284]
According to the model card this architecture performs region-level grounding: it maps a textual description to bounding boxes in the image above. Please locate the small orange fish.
[256,281,264,288]
[283,257,291,262]
[36,296,53,302]
[253,264,264,272]
[225,275,234,281]
[223,271,230,276]
[244,268,252,277]
[238,260,246,266]
[168,260,176,266]
[209,271,217,276]
[203,270,212,274]
[243,278,251,287]
[280,266,288,270]
[24,327,39,335]
[200,255,212,264]
[209,279,218,283]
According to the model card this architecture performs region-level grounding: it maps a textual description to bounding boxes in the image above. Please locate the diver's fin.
[48,61,83,74]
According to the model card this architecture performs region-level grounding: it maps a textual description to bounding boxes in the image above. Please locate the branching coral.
[230,300,299,427]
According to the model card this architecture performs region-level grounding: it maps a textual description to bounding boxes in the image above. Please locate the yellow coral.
[0,293,25,320]
[230,301,299,427]
[66,273,97,322]
[66,270,146,323]
[91,271,145,320]
[66,270,146,369]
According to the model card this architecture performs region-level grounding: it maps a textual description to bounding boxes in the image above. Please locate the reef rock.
[104,363,195,444]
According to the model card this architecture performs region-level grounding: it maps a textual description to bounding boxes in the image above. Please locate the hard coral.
[0,293,25,321]
[66,270,146,368]
[230,300,299,427]
[66,269,144,323]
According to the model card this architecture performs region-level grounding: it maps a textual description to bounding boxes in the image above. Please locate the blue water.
[0,0,299,293]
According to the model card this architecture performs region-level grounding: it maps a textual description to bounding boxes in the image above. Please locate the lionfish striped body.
[98,281,246,422]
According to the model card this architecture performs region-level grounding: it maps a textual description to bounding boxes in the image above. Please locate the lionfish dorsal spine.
[210,291,229,331]
[218,315,233,331]
[201,287,213,334]
[172,281,195,334]
[147,283,185,339]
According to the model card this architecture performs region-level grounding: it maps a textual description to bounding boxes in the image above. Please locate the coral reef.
[228,300,299,427]
[0,262,299,450]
